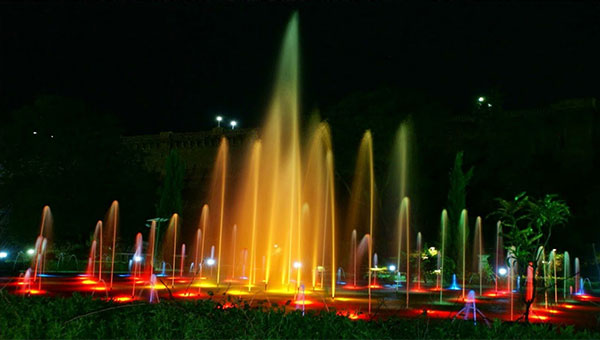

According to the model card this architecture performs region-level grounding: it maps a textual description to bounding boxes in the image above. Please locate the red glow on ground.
[294,300,314,305]
[422,309,454,318]
[176,279,189,283]
[337,311,365,320]
[113,296,133,302]
[176,292,200,298]
[343,284,363,290]
[221,302,234,309]
[531,315,549,321]
[577,294,593,300]
[223,279,239,283]
[484,291,507,297]
[409,288,428,293]
[547,309,560,314]
[91,286,106,291]
[563,304,575,309]
[18,289,45,295]
[81,279,97,285]
[369,284,382,289]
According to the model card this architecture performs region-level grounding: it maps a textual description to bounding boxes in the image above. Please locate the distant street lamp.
[216,116,223,127]
[230,120,237,130]
[478,96,485,102]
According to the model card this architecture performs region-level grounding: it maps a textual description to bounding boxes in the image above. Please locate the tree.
[154,149,185,255]
[156,149,185,219]
[0,96,155,245]
[492,192,570,322]
[446,151,473,270]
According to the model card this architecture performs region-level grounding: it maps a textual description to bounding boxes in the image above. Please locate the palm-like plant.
[491,192,570,322]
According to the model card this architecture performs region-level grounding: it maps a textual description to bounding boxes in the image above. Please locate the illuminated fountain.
[8,12,597,326]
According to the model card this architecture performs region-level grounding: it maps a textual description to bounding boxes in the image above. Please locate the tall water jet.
[230,225,237,280]
[473,217,483,295]
[347,130,376,310]
[399,197,410,308]
[193,228,201,275]
[198,205,209,280]
[33,206,52,282]
[440,209,448,303]
[351,229,357,287]
[37,238,48,290]
[105,200,119,289]
[495,221,502,292]
[147,220,156,277]
[326,150,336,298]
[459,209,468,299]
[564,251,570,298]
[132,233,143,296]
[214,138,228,285]
[94,221,103,281]
[87,240,97,277]
[575,257,580,295]
[163,213,180,288]
[180,244,186,277]
[416,232,422,290]
[248,141,262,291]
[550,249,558,304]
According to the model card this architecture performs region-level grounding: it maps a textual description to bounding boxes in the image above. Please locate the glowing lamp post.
[216,116,223,127]
[230,120,237,130]
[0,251,7,259]
[26,249,35,256]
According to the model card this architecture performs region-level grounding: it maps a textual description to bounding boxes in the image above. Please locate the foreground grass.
[0,293,598,339]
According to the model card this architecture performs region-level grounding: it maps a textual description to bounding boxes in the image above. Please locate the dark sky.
[2,1,599,135]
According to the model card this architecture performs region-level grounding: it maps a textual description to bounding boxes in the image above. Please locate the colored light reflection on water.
[113,296,134,302]
[18,289,46,295]
[294,300,314,305]
[334,297,355,302]
[176,292,200,298]
[531,315,549,321]
[337,311,366,320]
[343,285,363,290]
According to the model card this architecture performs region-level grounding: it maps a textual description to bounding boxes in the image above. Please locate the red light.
[176,292,199,298]
[343,284,363,290]
[113,296,133,302]
[294,300,313,305]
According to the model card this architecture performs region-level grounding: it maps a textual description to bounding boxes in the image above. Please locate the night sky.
[2,2,599,135]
